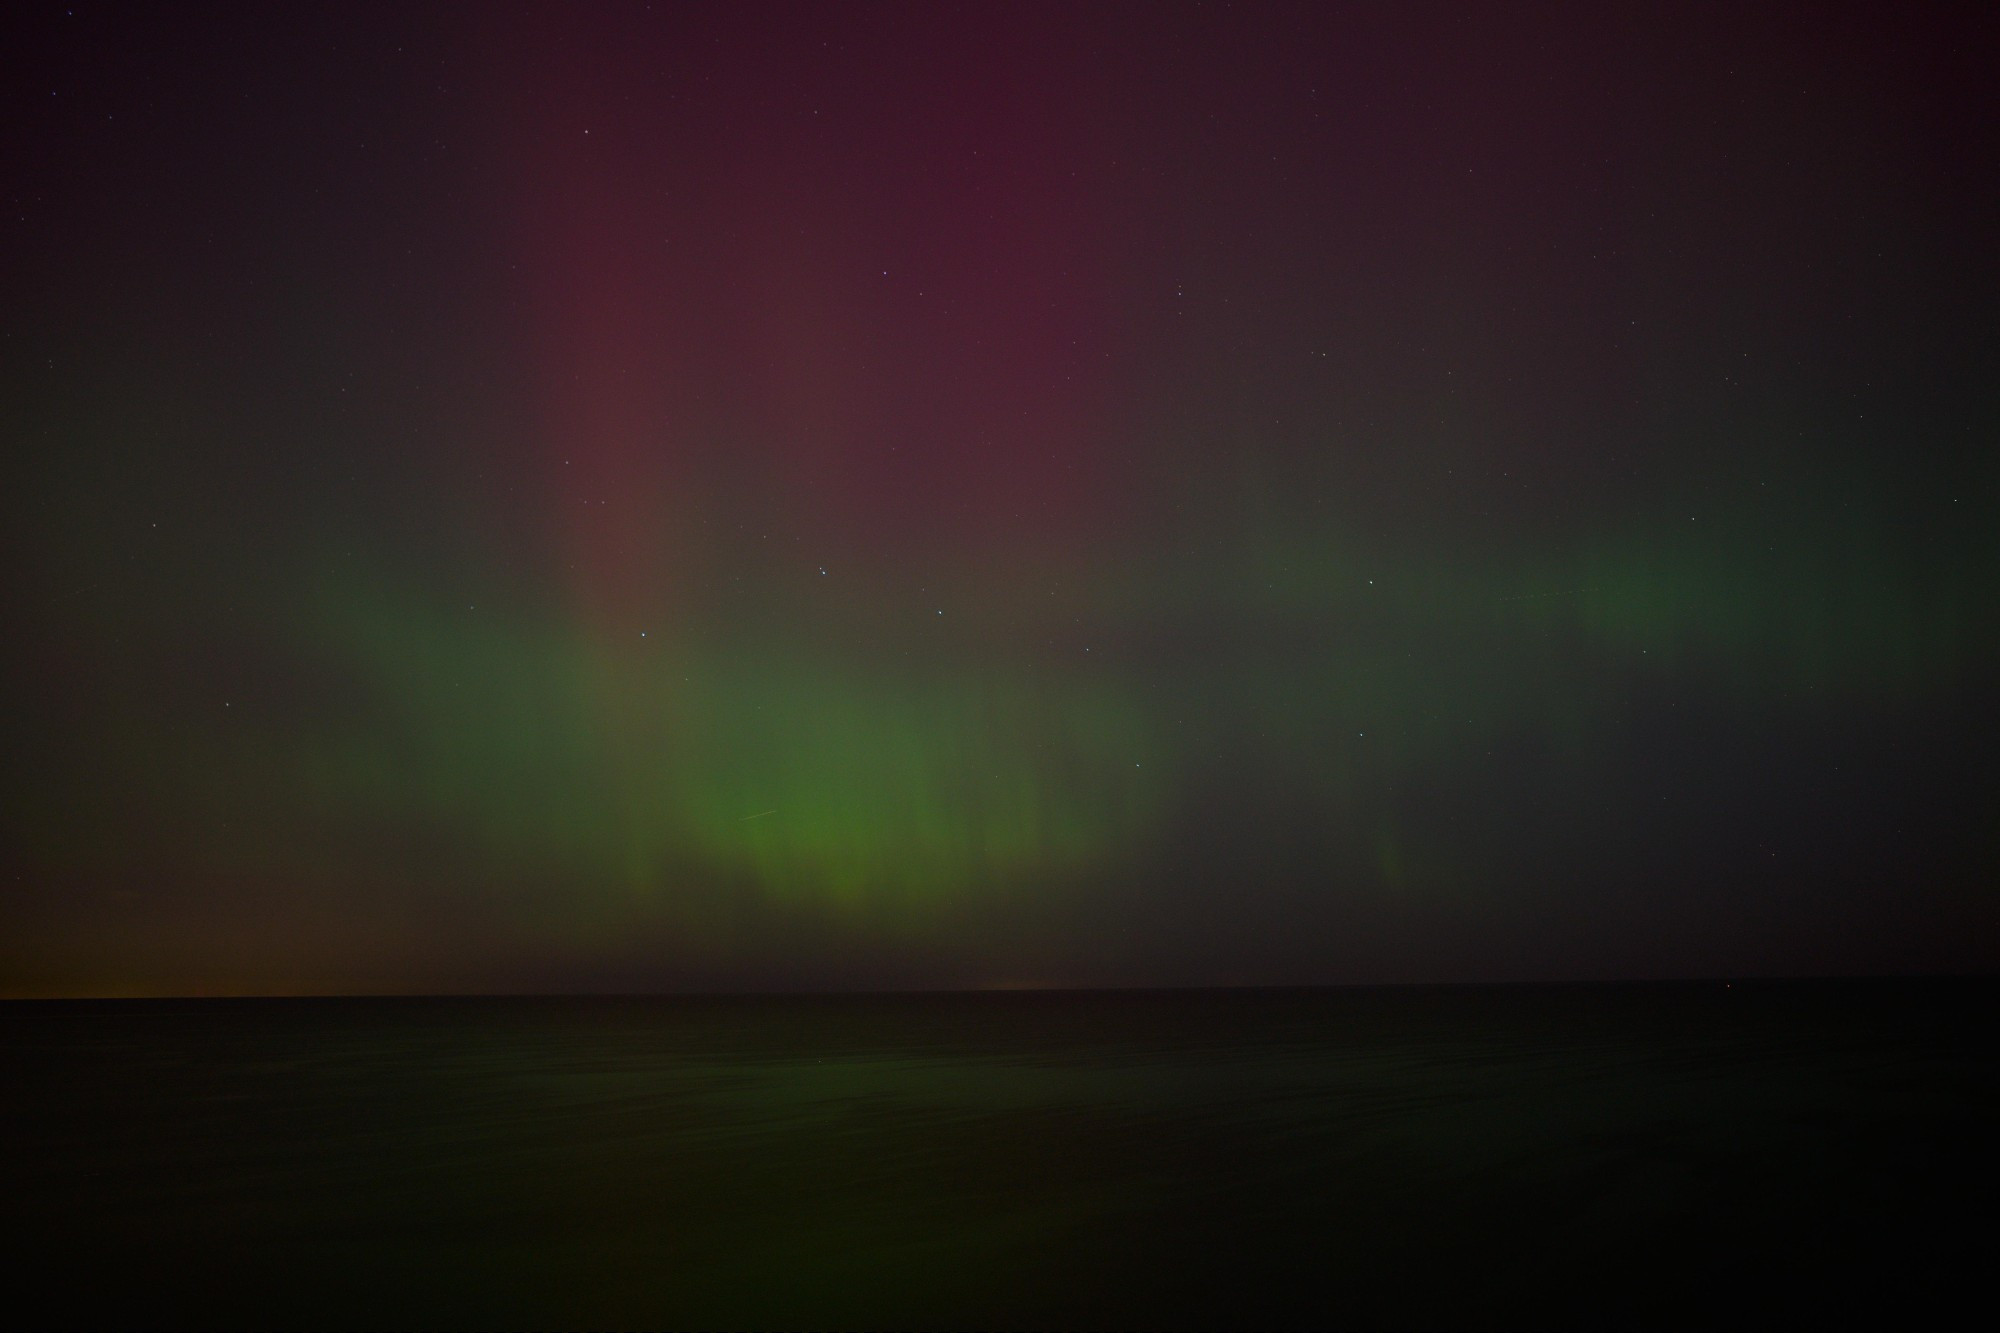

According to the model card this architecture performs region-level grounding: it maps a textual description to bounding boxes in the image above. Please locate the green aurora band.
[12,422,1989,979]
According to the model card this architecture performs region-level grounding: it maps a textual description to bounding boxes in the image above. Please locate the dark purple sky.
[3,3,1995,994]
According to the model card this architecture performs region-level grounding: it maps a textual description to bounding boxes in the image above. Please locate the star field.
[1,3,1994,995]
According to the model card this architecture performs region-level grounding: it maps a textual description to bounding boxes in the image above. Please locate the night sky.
[4,3,1995,996]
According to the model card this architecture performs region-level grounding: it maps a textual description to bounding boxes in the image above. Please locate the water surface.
[4,982,1991,1328]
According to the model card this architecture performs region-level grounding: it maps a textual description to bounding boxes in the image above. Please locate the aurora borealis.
[3,3,1995,994]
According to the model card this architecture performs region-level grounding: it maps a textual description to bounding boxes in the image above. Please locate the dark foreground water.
[3,982,1993,1330]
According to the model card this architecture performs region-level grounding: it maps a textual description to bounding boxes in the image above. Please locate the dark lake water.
[3,982,1992,1329]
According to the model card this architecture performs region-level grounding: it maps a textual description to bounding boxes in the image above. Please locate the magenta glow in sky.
[2,3,1995,994]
